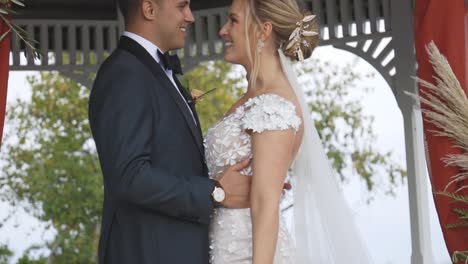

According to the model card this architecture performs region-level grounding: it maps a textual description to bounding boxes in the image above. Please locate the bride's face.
[219,0,252,68]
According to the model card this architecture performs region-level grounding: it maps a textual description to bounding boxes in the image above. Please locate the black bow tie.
[157,50,183,75]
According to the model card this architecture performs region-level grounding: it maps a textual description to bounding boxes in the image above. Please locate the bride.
[205,0,371,263]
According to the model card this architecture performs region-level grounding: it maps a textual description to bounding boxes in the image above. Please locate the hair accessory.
[286,14,318,61]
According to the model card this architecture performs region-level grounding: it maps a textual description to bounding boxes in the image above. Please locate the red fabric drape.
[414,0,468,259]
[466,10,468,90]
[0,14,10,147]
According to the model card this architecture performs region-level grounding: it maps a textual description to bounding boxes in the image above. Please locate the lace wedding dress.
[204,50,371,264]
[205,94,301,264]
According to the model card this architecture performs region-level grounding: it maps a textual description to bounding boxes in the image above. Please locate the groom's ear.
[141,0,159,20]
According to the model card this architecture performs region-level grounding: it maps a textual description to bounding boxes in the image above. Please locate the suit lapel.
[118,36,205,157]
[173,76,208,174]
[173,77,203,130]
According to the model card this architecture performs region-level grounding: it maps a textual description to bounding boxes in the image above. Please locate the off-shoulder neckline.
[222,93,296,120]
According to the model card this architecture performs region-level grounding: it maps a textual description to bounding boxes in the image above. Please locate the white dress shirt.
[122,31,197,125]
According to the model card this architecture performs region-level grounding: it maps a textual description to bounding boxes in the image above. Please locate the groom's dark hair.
[116,0,143,22]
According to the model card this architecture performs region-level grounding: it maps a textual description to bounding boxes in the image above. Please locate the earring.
[257,40,265,53]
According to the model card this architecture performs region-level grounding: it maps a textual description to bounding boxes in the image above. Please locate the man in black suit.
[88,0,251,263]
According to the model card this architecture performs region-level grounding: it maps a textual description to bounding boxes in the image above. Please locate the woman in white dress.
[205,0,371,263]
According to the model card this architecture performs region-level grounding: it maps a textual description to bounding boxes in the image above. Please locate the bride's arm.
[250,129,296,264]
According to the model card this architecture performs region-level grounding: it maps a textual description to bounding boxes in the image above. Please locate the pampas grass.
[415,41,468,193]
[413,41,468,263]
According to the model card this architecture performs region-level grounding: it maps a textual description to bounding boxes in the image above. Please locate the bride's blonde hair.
[244,0,319,89]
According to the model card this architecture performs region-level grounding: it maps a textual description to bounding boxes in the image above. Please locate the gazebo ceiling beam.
[14,0,233,20]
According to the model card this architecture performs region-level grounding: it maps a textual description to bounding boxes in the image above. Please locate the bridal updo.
[244,0,319,87]
[248,0,319,60]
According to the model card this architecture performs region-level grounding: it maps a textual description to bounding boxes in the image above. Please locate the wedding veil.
[278,50,371,263]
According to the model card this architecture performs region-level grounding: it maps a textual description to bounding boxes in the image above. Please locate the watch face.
[214,187,225,202]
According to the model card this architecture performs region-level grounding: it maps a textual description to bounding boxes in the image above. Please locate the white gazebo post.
[391,0,434,263]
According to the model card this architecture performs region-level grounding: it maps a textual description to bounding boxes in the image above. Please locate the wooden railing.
[9,0,393,72]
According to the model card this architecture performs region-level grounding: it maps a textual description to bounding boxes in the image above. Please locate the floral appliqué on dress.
[204,94,301,264]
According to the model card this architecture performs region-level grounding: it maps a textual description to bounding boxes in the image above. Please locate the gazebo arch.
[8,0,435,263]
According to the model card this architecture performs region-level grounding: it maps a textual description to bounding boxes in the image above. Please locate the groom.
[88,0,252,263]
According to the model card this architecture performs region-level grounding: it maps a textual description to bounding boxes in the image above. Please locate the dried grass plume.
[414,41,468,192]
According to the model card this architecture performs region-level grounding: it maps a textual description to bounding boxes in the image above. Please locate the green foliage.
[16,255,47,264]
[0,244,13,264]
[182,61,245,133]
[0,73,102,263]
[445,221,468,229]
[453,251,468,263]
[435,191,468,262]
[436,191,468,204]
[296,58,406,195]
[453,208,468,219]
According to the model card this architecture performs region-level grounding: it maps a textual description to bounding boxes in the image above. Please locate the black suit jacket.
[89,36,215,264]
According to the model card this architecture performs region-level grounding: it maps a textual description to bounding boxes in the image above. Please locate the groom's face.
[153,0,194,52]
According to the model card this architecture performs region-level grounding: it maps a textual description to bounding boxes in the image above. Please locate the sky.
[0,46,452,263]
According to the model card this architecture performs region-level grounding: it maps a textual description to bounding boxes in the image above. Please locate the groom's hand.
[217,159,252,209]
[216,159,292,208]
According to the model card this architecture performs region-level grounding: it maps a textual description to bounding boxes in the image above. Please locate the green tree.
[0,58,405,261]
[295,58,406,195]
[182,61,245,133]
[16,254,47,264]
[0,73,102,263]
[0,244,13,264]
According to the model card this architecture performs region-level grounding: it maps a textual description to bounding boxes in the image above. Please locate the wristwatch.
[211,181,225,204]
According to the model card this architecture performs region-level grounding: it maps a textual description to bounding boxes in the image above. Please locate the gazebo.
[4,0,466,263]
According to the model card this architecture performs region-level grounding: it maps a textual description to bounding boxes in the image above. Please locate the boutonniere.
[189,88,217,104]
[183,80,217,105]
